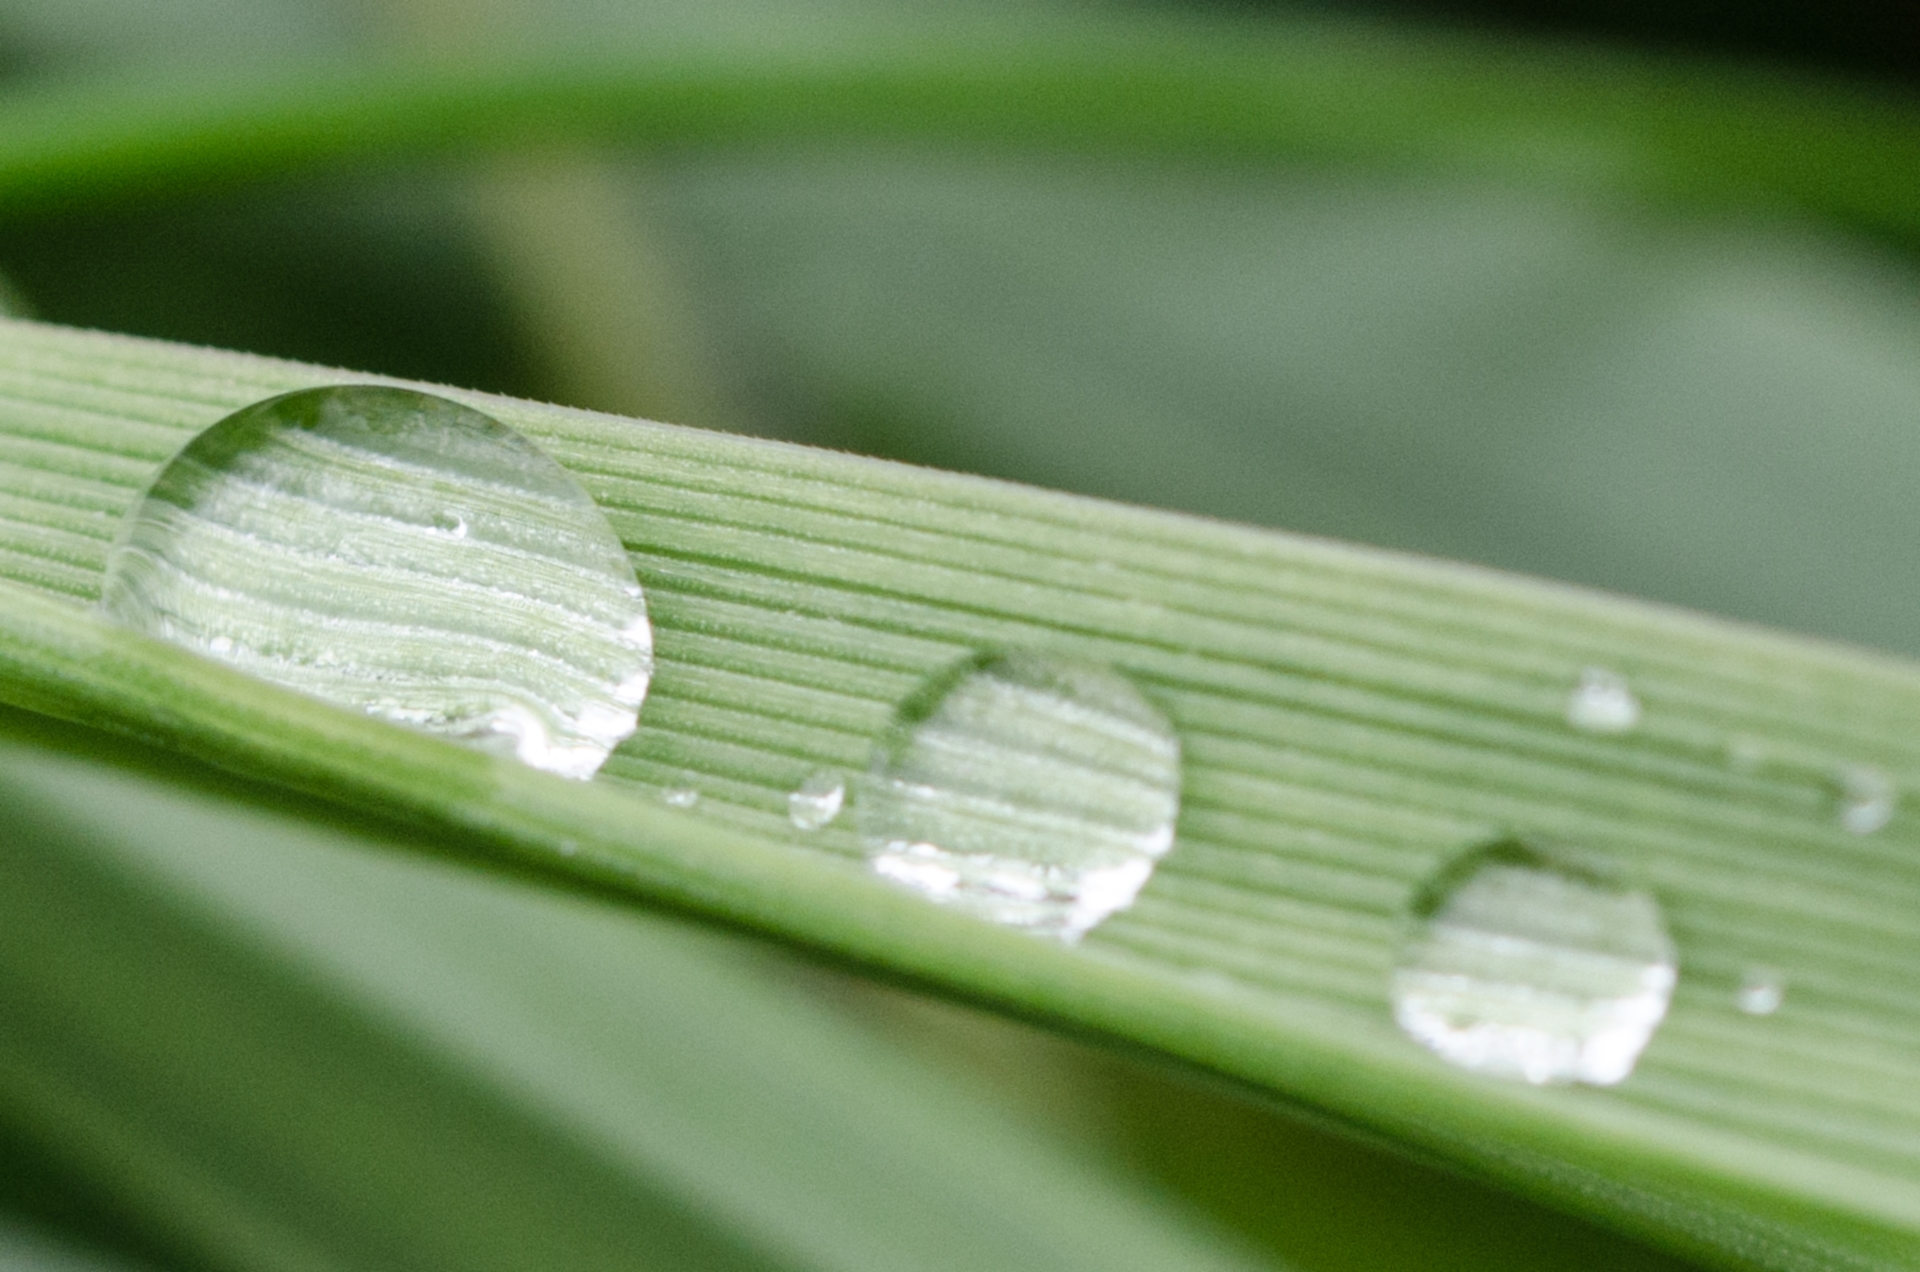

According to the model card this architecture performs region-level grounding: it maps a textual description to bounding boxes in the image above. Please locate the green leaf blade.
[0,710,1279,1272]
[0,318,1915,1269]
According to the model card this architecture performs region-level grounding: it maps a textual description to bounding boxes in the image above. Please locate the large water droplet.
[788,768,846,830]
[1565,667,1639,734]
[97,385,652,780]
[858,650,1181,942]
[1391,839,1676,1086]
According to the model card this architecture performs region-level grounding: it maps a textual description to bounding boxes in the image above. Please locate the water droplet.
[788,768,846,830]
[432,510,469,539]
[1725,733,1767,774]
[857,650,1181,942]
[97,385,652,780]
[1565,667,1639,734]
[1736,966,1785,1016]
[1837,764,1895,834]
[662,786,700,810]
[1392,839,1676,1086]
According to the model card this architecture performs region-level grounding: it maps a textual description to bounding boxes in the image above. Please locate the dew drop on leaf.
[1725,733,1767,774]
[97,385,653,780]
[788,768,846,830]
[1391,839,1676,1086]
[857,649,1181,942]
[661,786,701,810]
[1565,667,1640,734]
[1836,764,1896,834]
[1736,966,1786,1016]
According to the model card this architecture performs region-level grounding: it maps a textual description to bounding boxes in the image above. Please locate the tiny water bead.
[1725,734,1767,775]
[857,650,1181,943]
[661,787,701,810]
[1391,840,1676,1086]
[1565,667,1639,734]
[97,385,652,780]
[1736,966,1786,1017]
[788,769,846,831]
[1836,764,1896,834]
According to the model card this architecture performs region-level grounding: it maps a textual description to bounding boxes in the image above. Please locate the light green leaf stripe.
[0,317,1916,1270]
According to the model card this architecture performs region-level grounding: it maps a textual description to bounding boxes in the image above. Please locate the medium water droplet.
[97,385,652,779]
[788,768,846,830]
[1392,839,1676,1086]
[432,510,469,539]
[1837,764,1895,834]
[662,786,700,809]
[857,650,1181,942]
[1565,667,1639,734]
[1736,966,1786,1016]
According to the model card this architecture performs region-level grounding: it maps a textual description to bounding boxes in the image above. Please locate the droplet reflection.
[97,385,652,779]
[858,650,1181,942]
[1565,668,1640,734]
[788,769,846,831]
[1392,839,1676,1086]
[1736,966,1786,1016]
[1837,765,1895,834]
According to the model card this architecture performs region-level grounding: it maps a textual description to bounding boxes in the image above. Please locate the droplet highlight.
[1565,667,1639,734]
[788,769,846,831]
[97,385,652,780]
[1725,733,1767,775]
[1392,840,1676,1086]
[662,786,701,810]
[858,650,1181,942]
[1837,764,1895,834]
[1736,966,1786,1017]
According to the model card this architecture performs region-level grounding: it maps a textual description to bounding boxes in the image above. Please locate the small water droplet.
[1837,764,1895,834]
[662,786,700,810]
[1392,839,1676,1086]
[1565,667,1639,734]
[1736,966,1785,1016]
[1725,733,1766,774]
[96,385,652,779]
[788,768,846,830]
[857,649,1181,942]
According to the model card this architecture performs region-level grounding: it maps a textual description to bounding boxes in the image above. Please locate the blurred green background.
[1,1,1916,1269]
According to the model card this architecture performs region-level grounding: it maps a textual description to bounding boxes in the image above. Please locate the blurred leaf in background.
[0,0,1916,1269]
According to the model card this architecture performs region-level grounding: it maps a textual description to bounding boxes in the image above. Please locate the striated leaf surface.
[0,319,1913,1268]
